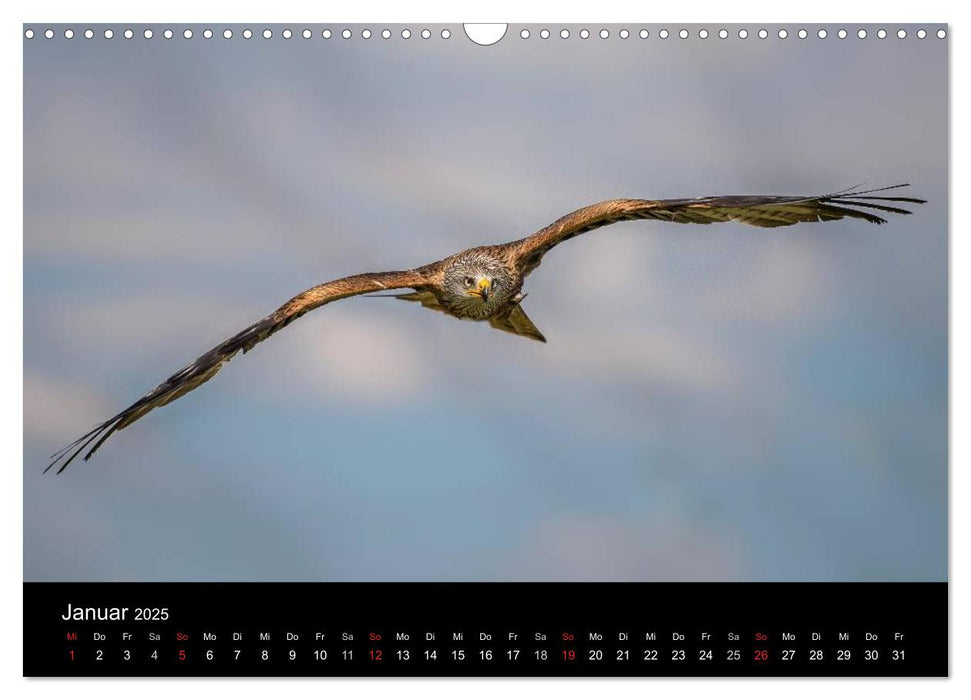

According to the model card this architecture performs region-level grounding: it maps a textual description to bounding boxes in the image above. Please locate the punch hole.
[203,29,213,39]
[936,29,945,38]
[679,29,688,39]
[463,24,507,46]
[303,29,312,39]
[263,29,272,39]
[877,29,887,39]
[184,29,193,39]
[44,28,54,39]
[738,29,748,39]
[143,29,153,39]
[104,28,113,39]
[322,29,332,39]
[521,29,530,39]
[798,29,808,39]
[164,29,173,39]
[382,29,391,39]
[758,29,767,39]
[223,29,232,39]
[817,29,827,39]
[580,29,589,39]
[600,29,609,39]
[699,29,709,39]
[897,29,906,39]
[242,29,252,39]
[560,29,570,39]
[718,29,728,39]
[362,29,372,39]
[24,28,34,39]
[124,29,134,39]
[837,29,847,39]
[659,29,668,39]
[540,29,550,39]
[401,29,411,39]
[619,29,629,39]
[857,29,867,39]
[442,29,451,39]
[778,29,788,39]
[421,29,431,39]
[64,29,74,39]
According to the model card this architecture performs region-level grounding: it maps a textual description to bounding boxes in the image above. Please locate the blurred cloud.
[514,516,743,581]
[26,212,285,265]
[42,294,252,355]
[260,309,433,403]
[23,370,112,443]
[540,328,735,396]
[689,235,835,324]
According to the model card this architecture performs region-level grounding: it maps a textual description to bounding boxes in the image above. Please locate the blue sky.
[24,25,947,581]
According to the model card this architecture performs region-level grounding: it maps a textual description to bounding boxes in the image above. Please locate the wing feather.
[46,268,431,473]
[510,184,925,273]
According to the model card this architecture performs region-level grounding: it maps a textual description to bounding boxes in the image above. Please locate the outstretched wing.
[509,185,925,274]
[47,268,432,473]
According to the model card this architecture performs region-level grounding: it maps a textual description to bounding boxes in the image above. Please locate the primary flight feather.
[46,184,925,473]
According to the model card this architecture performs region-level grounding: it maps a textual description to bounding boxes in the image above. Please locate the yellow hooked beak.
[468,277,492,302]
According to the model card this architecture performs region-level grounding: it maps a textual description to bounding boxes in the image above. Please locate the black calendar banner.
[24,582,947,677]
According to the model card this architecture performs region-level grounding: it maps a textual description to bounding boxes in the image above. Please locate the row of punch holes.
[24,25,948,43]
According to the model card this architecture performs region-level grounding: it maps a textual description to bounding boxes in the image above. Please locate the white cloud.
[261,309,434,403]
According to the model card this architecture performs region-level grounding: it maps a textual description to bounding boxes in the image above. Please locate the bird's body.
[47,184,925,473]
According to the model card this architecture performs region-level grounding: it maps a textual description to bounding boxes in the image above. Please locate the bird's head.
[443,251,512,313]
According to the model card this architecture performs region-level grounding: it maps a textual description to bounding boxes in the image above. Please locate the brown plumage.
[46,184,924,473]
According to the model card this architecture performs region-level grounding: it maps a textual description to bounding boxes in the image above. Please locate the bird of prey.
[46,184,924,473]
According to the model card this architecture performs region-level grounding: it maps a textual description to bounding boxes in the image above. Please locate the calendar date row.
[63,644,909,665]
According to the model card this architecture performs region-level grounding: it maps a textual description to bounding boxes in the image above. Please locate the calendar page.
[22,22,948,677]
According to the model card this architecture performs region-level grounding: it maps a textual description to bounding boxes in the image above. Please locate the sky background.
[24,24,947,581]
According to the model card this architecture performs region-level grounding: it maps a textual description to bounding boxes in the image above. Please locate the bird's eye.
[463,276,474,287]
